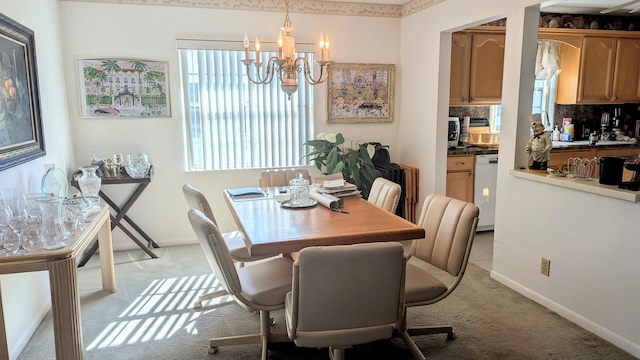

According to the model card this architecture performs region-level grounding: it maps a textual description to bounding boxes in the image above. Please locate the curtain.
[535,41,561,80]
[178,49,314,171]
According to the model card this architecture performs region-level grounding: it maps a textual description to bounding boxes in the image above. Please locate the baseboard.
[490,270,640,358]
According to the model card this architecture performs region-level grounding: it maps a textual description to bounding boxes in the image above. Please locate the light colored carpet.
[18,244,636,360]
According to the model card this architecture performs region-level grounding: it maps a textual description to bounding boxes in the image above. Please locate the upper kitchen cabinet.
[541,29,640,104]
[450,28,505,105]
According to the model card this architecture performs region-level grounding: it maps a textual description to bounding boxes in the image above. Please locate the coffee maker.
[448,117,460,148]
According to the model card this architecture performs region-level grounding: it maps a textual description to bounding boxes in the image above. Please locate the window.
[531,75,558,129]
[178,48,314,171]
[532,41,560,129]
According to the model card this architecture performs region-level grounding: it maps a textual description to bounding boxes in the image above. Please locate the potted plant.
[304,133,384,198]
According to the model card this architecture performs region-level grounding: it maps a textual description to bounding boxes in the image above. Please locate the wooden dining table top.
[224,187,425,257]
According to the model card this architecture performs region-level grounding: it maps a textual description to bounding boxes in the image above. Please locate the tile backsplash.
[554,103,640,140]
[449,106,490,119]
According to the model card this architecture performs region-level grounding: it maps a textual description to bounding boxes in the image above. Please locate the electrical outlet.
[540,258,550,276]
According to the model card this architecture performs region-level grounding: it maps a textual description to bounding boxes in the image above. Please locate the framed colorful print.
[0,13,45,171]
[327,63,395,123]
[77,58,170,118]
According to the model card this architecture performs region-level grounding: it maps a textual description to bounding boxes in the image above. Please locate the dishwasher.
[474,154,498,231]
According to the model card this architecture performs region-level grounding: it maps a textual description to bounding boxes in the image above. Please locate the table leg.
[98,212,116,292]
[0,279,8,360]
[49,256,84,360]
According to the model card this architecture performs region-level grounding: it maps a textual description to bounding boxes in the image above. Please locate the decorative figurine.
[525,114,552,170]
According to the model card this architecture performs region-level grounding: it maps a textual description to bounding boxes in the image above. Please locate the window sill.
[510,169,640,203]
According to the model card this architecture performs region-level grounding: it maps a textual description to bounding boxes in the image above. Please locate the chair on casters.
[188,209,292,359]
[259,168,310,187]
[285,242,406,360]
[182,184,276,309]
[367,177,402,213]
[397,194,479,360]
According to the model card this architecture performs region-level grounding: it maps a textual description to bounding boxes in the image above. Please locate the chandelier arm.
[244,57,279,85]
[297,57,330,85]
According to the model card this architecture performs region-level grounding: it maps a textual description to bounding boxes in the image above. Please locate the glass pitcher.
[37,197,66,250]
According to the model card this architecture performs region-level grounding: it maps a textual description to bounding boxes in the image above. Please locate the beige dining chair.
[187,208,292,359]
[397,194,479,360]
[259,168,310,187]
[182,184,276,308]
[367,177,402,213]
[285,242,406,360]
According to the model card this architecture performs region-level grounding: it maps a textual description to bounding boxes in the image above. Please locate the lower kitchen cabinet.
[446,155,474,202]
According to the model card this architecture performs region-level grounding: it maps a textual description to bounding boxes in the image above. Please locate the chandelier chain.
[283,0,292,28]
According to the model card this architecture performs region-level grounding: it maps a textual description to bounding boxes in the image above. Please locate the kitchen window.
[532,41,560,129]
[177,46,314,171]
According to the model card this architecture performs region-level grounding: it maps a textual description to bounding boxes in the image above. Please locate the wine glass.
[5,196,30,254]
[0,200,12,254]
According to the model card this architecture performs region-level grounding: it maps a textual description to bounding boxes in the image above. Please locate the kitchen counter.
[510,169,640,203]
[448,146,498,156]
[552,140,640,152]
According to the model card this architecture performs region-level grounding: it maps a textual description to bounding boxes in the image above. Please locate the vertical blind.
[178,48,314,171]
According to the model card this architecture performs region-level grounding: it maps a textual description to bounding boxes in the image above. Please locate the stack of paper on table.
[312,174,362,198]
[226,187,266,200]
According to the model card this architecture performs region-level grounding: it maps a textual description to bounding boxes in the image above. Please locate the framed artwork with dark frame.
[0,13,45,171]
[327,63,395,123]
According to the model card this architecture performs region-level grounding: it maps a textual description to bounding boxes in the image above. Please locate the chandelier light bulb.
[277,31,284,58]
[318,33,325,61]
[243,33,250,59]
[255,37,261,63]
[324,35,330,61]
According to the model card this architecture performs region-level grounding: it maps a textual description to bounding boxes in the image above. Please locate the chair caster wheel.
[447,331,456,340]
[209,346,219,354]
[194,302,202,309]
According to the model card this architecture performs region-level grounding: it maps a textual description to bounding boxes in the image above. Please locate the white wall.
[58,2,402,250]
[400,0,640,357]
[0,1,77,358]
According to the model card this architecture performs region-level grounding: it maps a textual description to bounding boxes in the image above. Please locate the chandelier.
[242,0,332,99]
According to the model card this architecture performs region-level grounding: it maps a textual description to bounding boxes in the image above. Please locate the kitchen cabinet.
[447,155,474,202]
[450,29,505,105]
[542,28,640,104]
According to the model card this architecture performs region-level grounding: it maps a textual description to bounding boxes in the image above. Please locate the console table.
[71,166,159,266]
[0,204,114,360]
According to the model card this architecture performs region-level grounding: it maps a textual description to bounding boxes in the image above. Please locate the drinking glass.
[5,196,30,254]
[24,193,51,245]
[113,154,123,174]
[60,198,86,235]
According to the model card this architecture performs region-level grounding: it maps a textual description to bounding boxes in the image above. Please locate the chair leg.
[194,289,229,309]
[260,310,270,360]
[407,326,456,340]
[208,309,291,356]
[329,347,345,360]
[397,329,427,360]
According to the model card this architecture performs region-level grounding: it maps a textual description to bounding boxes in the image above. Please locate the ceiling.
[327,0,640,16]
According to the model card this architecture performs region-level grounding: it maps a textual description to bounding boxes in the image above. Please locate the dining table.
[224,187,425,257]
